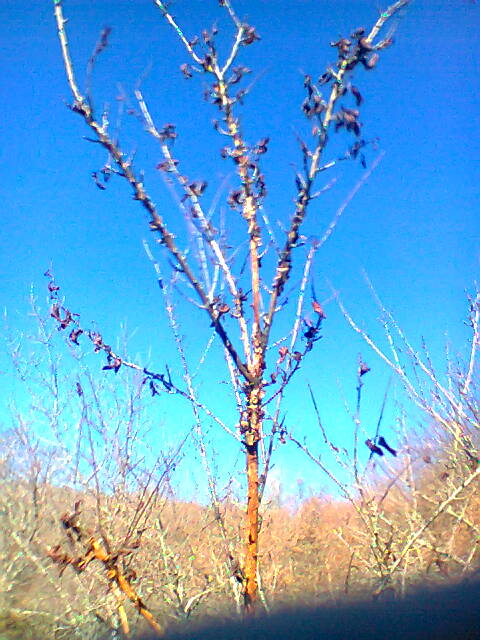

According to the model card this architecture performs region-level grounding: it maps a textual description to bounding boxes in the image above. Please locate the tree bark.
[244,440,259,612]
[243,382,264,612]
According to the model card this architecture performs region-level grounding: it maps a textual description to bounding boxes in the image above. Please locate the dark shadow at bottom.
[137,580,480,640]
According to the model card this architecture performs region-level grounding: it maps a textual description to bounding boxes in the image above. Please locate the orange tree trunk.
[243,383,264,612]
[244,440,259,611]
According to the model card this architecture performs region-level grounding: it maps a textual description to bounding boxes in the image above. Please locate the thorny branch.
[48,502,163,634]
[335,285,480,453]
[153,0,265,381]
[144,243,245,592]
[462,290,480,398]
[45,270,234,439]
[262,0,409,353]
[135,88,253,368]
[388,465,480,576]
[53,0,250,382]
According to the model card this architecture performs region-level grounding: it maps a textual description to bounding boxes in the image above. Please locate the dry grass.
[1,425,478,638]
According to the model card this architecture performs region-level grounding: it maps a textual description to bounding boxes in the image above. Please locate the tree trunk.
[243,383,264,612]
[244,440,259,611]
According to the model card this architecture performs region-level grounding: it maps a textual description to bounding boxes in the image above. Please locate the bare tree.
[51,0,410,614]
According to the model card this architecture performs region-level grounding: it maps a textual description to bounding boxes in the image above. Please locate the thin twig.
[53,1,250,381]
[388,465,480,575]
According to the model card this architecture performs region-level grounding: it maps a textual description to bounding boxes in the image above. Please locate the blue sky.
[1,1,478,498]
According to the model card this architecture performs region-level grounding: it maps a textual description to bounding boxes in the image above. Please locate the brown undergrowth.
[1,428,478,639]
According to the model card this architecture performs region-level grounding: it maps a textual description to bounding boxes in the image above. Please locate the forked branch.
[53,0,250,381]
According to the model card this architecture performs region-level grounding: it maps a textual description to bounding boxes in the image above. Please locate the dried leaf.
[351,85,363,106]
[241,24,260,45]
[366,439,384,456]
[312,300,326,318]
[180,63,193,79]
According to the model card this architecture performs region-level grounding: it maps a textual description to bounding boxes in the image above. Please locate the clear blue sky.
[1,1,478,498]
